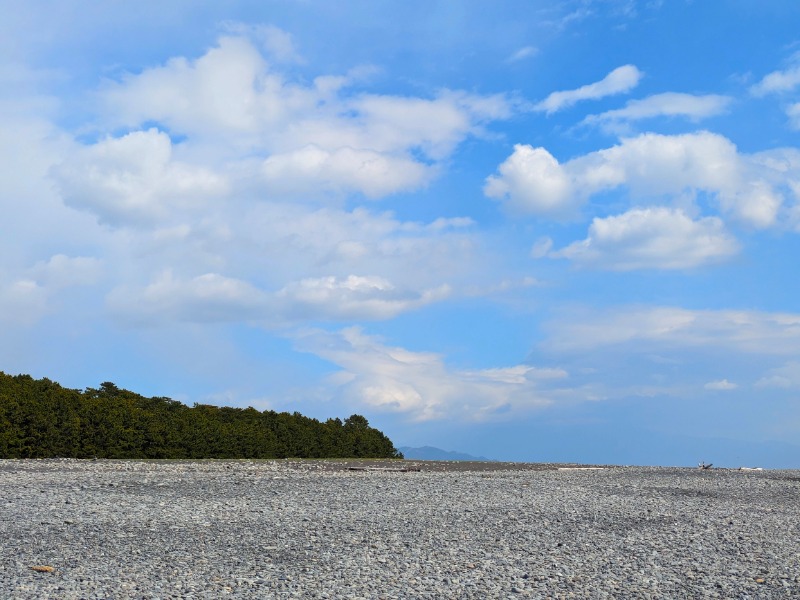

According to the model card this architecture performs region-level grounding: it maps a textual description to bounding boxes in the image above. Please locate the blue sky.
[3,0,800,467]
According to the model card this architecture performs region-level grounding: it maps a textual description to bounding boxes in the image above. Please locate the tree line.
[0,372,402,459]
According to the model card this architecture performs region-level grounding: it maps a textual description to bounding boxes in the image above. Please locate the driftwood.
[347,466,421,473]
[738,466,763,471]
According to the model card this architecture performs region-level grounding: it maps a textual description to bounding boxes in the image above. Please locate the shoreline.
[2,460,799,597]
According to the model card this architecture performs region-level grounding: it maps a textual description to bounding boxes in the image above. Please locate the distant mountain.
[399,446,493,462]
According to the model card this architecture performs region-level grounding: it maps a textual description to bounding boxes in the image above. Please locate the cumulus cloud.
[276,275,450,320]
[100,36,285,138]
[92,36,511,202]
[486,131,796,228]
[553,207,739,270]
[584,93,732,128]
[51,129,228,227]
[484,144,574,217]
[35,35,513,331]
[534,64,642,114]
[293,327,558,421]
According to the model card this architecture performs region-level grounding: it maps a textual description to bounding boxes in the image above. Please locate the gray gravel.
[1,459,798,599]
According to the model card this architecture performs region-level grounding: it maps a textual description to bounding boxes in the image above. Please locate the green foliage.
[0,372,403,460]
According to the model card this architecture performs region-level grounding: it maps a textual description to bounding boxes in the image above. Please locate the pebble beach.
[1,459,798,599]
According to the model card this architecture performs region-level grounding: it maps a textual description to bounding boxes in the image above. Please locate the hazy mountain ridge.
[399,446,493,462]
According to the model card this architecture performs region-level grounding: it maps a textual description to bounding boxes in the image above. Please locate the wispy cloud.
[275,276,450,321]
[542,306,800,356]
[506,46,538,63]
[583,92,732,129]
[107,271,454,326]
[534,64,642,114]
[787,102,800,130]
[750,54,800,96]
[220,23,306,64]
[704,379,738,391]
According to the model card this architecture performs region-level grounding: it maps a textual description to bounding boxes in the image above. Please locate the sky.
[2,0,800,467]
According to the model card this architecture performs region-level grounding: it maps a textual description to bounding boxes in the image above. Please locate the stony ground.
[1,459,798,599]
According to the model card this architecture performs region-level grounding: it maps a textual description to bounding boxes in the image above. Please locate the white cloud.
[100,36,285,138]
[755,361,800,389]
[486,132,796,228]
[107,268,454,326]
[107,271,269,325]
[30,254,103,289]
[0,255,104,327]
[93,36,512,201]
[293,327,556,421]
[750,59,800,96]
[506,46,538,63]
[534,64,642,114]
[233,204,482,291]
[704,379,738,391]
[463,276,541,297]
[749,55,800,132]
[276,275,450,320]
[584,92,731,127]
[23,35,515,335]
[259,25,303,63]
[0,93,102,272]
[530,237,554,258]
[484,144,574,217]
[51,129,228,227]
[342,91,512,160]
[543,306,800,356]
[262,145,432,198]
[553,207,739,270]
[787,102,800,130]
[0,279,48,325]
[229,23,305,64]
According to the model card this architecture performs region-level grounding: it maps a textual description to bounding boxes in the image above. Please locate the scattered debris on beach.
[556,467,606,471]
[347,466,421,473]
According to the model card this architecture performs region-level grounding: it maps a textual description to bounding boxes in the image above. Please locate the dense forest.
[0,372,402,459]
